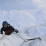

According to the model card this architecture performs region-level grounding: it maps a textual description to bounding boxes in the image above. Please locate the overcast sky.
[0,0,46,12]
[0,0,39,11]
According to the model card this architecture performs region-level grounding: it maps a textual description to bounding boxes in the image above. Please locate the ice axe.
[25,37,41,42]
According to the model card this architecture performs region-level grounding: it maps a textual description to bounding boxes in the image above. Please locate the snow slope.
[0,10,46,32]
[0,32,31,46]
[0,12,46,46]
[0,30,46,46]
[25,24,46,38]
[0,0,46,46]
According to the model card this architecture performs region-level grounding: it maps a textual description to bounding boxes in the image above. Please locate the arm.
[10,26,19,33]
[1,28,3,34]
[14,29,19,33]
[10,26,15,31]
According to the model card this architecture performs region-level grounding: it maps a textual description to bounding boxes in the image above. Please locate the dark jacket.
[1,23,18,35]
[1,25,15,35]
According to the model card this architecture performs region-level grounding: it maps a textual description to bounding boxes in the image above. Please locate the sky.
[0,0,39,11]
[0,0,46,11]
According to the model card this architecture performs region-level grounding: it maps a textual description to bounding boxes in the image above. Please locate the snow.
[0,0,46,46]
[25,25,46,38]
[0,27,46,46]
[0,32,31,46]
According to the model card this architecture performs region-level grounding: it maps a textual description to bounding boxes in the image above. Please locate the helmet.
[3,21,8,25]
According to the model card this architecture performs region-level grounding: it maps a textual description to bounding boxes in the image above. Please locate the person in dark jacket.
[1,21,18,35]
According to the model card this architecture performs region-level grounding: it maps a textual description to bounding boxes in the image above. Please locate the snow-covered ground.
[0,11,46,46]
[0,25,46,46]
[0,0,46,46]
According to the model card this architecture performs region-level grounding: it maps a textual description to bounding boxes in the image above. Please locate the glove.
[14,29,19,33]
